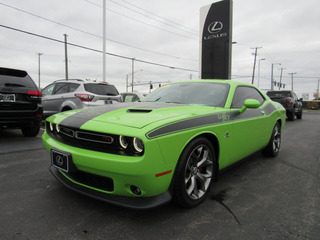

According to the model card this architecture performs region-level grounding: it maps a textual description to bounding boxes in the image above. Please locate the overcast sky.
[0,0,319,98]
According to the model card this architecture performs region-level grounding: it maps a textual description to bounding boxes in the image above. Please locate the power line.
[119,0,198,34]
[108,0,198,36]
[0,24,198,73]
[0,2,197,61]
[83,0,197,41]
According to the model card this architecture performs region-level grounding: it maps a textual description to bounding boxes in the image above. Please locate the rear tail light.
[75,94,94,102]
[28,90,42,96]
[286,99,291,106]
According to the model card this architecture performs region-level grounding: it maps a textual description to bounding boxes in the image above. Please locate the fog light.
[130,185,142,195]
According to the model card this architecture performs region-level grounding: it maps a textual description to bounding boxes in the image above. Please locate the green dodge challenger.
[42,80,286,209]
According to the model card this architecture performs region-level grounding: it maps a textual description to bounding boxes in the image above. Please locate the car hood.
[55,102,220,129]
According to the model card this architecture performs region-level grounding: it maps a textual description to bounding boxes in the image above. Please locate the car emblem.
[56,155,64,166]
[208,21,223,34]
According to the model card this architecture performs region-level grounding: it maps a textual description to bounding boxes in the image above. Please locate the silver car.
[42,79,121,118]
[120,92,147,102]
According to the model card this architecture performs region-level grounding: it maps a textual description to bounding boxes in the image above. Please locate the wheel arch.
[180,132,220,180]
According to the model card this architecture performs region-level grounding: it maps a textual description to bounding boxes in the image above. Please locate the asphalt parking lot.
[1,112,319,240]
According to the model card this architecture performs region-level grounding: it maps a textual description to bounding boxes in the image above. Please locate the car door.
[42,82,69,117]
[228,86,270,161]
[42,83,56,117]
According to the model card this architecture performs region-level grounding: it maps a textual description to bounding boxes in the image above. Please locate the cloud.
[0,0,319,97]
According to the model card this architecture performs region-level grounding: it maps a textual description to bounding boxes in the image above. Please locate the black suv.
[0,67,43,137]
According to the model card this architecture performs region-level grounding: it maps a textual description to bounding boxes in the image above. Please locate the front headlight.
[56,124,60,133]
[133,137,144,153]
[49,122,54,131]
[119,135,128,149]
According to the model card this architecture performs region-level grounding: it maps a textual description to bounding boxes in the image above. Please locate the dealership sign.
[200,0,233,79]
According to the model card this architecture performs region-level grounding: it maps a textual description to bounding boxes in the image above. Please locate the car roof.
[52,79,112,85]
[0,67,28,77]
[169,79,256,87]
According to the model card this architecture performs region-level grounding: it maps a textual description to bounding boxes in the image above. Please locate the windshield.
[84,83,119,96]
[267,91,292,98]
[142,82,229,107]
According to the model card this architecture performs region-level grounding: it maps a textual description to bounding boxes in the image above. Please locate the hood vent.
[127,109,152,113]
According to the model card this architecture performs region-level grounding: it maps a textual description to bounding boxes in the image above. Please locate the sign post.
[200,0,233,80]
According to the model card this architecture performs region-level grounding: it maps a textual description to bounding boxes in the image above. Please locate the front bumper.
[42,129,175,209]
[50,166,172,209]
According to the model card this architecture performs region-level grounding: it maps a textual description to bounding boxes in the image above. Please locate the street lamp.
[37,53,43,89]
[257,58,265,87]
[126,69,143,92]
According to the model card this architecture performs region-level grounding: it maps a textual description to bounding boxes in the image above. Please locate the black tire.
[296,109,302,119]
[287,108,295,121]
[21,122,40,137]
[262,122,281,157]
[173,137,216,208]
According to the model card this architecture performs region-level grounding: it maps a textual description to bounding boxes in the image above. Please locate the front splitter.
[49,166,172,210]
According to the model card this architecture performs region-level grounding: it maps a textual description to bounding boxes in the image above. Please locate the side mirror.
[239,99,260,113]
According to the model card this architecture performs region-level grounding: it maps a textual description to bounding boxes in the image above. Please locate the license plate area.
[0,94,15,102]
[51,149,71,172]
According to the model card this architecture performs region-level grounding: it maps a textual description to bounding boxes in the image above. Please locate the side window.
[54,83,69,95]
[42,84,55,96]
[231,86,265,108]
[68,83,80,92]
[293,92,298,100]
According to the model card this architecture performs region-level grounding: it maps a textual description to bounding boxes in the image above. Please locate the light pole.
[102,0,106,82]
[288,72,297,91]
[37,53,43,89]
[257,58,265,87]
[271,63,281,90]
[64,34,69,80]
[126,69,143,92]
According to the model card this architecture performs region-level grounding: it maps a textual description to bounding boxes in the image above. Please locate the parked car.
[41,79,122,118]
[42,80,286,209]
[0,67,43,137]
[121,92,147,102]
[266,90,303,120]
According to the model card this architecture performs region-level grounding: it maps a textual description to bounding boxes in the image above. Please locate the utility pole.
[279,68,285,90]
[131,58,135,92]
[317,79,320,99]
[251,47,262,84]
[102,0,106,82]
[38,53,43,89]
[271,63,281,90]
[288,72,297,91]
[64,34,69,80]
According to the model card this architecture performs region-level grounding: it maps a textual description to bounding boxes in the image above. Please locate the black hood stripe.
[60,102,187,129]
[146,103,277,139]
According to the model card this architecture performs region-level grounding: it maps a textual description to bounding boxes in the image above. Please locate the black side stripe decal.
[146,103,277,139]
